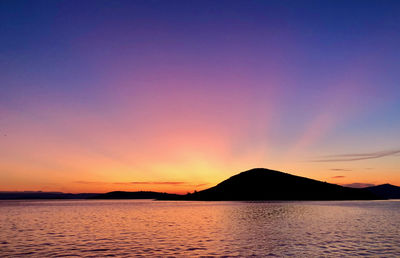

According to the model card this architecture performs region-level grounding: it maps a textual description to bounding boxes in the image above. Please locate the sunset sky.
[1,0,400,194]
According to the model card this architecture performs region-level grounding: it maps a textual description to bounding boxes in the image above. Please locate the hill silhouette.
[178,168,380,201]
[365,184,400,199]
[0,168,391,200]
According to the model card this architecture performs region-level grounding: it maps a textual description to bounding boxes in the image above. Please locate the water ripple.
[0,200,399,256]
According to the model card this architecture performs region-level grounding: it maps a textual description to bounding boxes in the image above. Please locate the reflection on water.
[0,200,399,256]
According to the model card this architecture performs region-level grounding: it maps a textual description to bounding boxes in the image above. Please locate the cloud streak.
[194,183,209,188]
[313,149,400,162]
[330,168,351,171]
[342,183,375,188]
[120,182,185,185]
[74,181,208,187]
[332,176,345,178]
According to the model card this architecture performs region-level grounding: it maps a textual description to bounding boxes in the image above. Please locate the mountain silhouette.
[179,168,380,201]
[365,184,400,199]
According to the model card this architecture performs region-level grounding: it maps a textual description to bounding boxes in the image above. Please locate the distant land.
[90,191,181,200]
[365,184,400,199]
[0,191,98,200]
[1,168,399,200]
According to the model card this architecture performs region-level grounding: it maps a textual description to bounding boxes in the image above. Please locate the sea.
[0,200,399,257]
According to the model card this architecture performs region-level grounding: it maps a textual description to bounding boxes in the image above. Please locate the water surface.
[0,200,399,257]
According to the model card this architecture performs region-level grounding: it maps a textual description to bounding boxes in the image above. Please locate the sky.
[1,0,400,194]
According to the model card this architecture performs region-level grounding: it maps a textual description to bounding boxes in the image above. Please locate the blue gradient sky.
[1,0,400,193]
